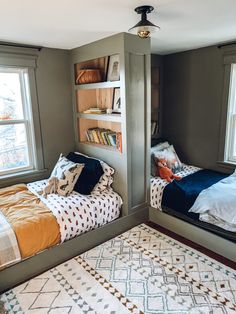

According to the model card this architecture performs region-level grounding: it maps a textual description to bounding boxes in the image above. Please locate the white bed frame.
[149,206,236,262]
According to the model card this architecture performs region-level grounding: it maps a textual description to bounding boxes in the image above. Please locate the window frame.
[0,67,37,176]
[224,63,236,164]
[0,47,44,179]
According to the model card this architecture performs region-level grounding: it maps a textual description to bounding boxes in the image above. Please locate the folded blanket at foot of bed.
[0,184,61,263]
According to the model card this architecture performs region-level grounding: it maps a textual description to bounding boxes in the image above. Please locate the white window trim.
[0,47,45,180]
[0,67,36,176]
[224,64,236,164]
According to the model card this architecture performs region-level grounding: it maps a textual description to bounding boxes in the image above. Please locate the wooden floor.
[146,221,236,270]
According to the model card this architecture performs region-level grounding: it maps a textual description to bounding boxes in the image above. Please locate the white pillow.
[51,154,84,196]
[74,152,115,191]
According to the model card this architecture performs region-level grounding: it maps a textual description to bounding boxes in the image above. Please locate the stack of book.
[85,128,122,152]
[83,108,106,114]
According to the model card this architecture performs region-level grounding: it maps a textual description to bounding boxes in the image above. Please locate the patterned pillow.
[151,141,170,176]
[51,154,84,196]
[153,145,183,175]
[93,160,115,191]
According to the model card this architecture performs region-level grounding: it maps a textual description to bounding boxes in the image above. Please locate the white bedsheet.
[28,180,122,242]
[189,171,236,231]
[150,164,200,210]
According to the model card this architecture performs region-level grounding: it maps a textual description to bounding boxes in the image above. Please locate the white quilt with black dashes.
[27,180,122,243]
[150,164,200,210]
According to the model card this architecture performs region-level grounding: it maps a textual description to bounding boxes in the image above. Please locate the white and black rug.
[1,224,236,313]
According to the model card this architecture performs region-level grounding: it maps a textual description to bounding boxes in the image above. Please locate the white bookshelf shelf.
[75,81,120,90]
[79,141,121,153]
[77,112,121,122]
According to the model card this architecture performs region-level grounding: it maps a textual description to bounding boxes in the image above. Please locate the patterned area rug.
[1,224,236,313]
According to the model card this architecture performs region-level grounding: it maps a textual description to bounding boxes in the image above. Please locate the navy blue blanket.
[162,169,228,214]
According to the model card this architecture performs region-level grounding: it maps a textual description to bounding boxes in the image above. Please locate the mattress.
[150,164,199,210]
[28,180,122,242]
[150,165,236,242]
[0,180,122,269]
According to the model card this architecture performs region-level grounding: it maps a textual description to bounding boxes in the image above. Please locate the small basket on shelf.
[76,69,102,84]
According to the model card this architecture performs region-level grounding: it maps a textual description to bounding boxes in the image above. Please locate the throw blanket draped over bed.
[0,184,61,260]
[162,169,228,214]
[0,212,21,269]
[189,171,236,231]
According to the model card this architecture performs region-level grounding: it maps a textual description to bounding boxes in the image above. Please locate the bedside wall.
[36,48,75,175]
[162,45,232,173]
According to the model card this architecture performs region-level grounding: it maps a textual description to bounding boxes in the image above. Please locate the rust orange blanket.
[0,184,60,259]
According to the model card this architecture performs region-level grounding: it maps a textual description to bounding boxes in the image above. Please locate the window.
[0,48,44,180]
[0,67,37,175]
[224,64,236,164]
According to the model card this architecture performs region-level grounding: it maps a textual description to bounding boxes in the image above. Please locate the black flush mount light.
[129,5,160,39]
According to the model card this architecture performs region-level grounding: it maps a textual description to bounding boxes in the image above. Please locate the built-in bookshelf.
[77,118,122,152]
[71,33,151,215]
[73,55,122,153]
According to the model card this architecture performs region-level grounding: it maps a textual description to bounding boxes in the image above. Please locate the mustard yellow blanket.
[0,184,60,259]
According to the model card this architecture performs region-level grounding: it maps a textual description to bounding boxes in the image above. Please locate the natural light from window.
[0,67,36,176]
[225,63,236,164]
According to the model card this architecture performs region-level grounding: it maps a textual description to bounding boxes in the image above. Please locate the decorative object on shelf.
[107,54,120,81]
[83,107,106,114]
[128,5,160,39]
[112,88,121,113]
[106,108,113,114]
[76,69,101,84]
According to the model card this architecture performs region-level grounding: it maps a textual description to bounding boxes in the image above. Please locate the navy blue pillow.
[66,152,104,195]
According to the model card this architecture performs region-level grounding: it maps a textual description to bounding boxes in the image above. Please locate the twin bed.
[0,152,122,271]
[150,140,236,242]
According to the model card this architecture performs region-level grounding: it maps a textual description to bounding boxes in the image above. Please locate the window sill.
[217,161,236,171]
[0,169,48,188]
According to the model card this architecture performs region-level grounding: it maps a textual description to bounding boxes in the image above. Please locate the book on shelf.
[151,121,158,135]
[108,133,117,147]
[116,132,122,153]
[83,107,106,114]
[85,127,122,152]
[101,130,108,145]
[91,129,100,144]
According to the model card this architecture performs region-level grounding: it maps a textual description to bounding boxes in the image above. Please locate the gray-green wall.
[36,48,75,173]
[162,45,233,173]
[0,47,75,187]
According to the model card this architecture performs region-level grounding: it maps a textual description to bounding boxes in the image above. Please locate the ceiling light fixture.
[129,5,160,39]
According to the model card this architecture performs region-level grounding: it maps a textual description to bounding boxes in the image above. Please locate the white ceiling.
[1,0,236,54]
